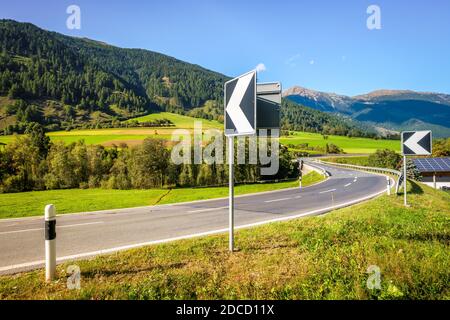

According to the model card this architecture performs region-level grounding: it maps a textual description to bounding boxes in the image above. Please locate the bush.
[368,149,401,169]
[326,143,343,154]
[2,175,25,193]
[406,159,422,181]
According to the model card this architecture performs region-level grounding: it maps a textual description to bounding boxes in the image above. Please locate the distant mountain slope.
[0,19,228,132]
[284,86,450,137]
[281,99,379,138]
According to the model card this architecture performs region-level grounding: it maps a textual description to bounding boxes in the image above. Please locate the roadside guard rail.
[312,159,401,184]
[301,161,331,178]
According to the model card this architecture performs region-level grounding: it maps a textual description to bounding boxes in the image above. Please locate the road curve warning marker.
[401,130,432,156]
[224,70,257,137]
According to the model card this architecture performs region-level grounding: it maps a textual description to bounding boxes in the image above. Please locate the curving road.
[0,161,390,274]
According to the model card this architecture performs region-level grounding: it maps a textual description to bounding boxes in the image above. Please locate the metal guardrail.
[313,159,401,178]
[302,161,330,178]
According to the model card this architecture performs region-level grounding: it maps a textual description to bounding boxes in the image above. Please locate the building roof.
[413,157,450,173]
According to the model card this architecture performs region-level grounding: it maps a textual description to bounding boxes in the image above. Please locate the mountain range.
[284,86,450,138]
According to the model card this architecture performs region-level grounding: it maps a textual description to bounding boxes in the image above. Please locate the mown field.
[0,112,401,153]
[322,156,370,167]
[0,180,448,300]
[0,112,221,146]
[280,132,400,154]
[0,172,323,219]
[128,112,221,129]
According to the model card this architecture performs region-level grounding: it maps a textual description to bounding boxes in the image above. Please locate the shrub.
[368,149,401,169]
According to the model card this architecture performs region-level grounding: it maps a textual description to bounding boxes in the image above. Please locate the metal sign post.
[224,71,281,252]
[224,70,257,252]
[401,130,432,207]
[228,136,234,251]
[403,155,408,206]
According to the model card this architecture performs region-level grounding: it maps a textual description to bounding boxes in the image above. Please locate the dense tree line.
[0,123,298,193]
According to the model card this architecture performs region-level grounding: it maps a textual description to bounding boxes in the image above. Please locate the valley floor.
[0,128,401,153]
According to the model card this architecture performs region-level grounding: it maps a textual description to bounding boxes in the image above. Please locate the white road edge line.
[344,183,352,187]
[0,222,104,236]
[264,197,292,203]
[187,206,228,213]
[0,181,390,274]
[319,189,336,194]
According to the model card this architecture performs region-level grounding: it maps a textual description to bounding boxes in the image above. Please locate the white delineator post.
[45,204,56,281]
[228,136,234,252]
[386,176,391,195]
[299,161,302,189]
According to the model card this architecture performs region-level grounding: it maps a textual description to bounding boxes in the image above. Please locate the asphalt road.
[0,162,390,274]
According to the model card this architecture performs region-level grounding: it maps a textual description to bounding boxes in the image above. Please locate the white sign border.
[401,130,432,156]
[224,69,257,137]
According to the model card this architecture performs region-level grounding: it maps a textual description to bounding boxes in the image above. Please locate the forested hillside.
[0,20,227,133]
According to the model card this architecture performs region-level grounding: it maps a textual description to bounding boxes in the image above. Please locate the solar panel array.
[413,158,450,173]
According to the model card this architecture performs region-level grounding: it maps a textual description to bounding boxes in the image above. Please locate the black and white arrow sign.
[224,70,256,136]
[401,130,432,156]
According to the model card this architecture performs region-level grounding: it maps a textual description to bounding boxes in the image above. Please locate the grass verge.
[322,156,370,166]
[0,172,323,219]
[0,180,448,299]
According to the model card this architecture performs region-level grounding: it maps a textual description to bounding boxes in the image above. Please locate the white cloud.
[255,63,266,73]
[309,60,315,65]
[285,53,301,67]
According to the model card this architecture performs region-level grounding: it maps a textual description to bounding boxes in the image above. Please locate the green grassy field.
[1,130,170,146]
[0,172,323,219]
[0,180,448,300]
[128,112,221,129]
[0,112,401,153]
[280,132,400,154]
[322,156,370,166]
[0,112,221,146]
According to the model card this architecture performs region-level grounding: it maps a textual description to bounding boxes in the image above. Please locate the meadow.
[0,127,401,155]
[280,131,400,154]
[128,112,222,129]
[0,112,221,146]
[0,172,323,219]
[321,156,371,166]
[1,180,448,299]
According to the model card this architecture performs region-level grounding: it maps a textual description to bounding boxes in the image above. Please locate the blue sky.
[1,0,450,96]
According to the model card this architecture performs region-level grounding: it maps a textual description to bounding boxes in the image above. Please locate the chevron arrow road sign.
[401,131,432,156]
[224,70,257,136]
